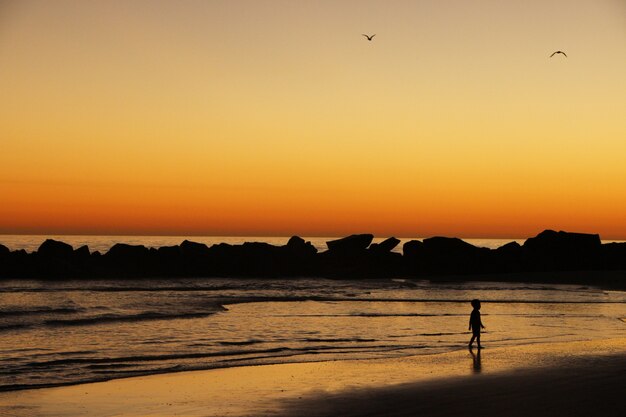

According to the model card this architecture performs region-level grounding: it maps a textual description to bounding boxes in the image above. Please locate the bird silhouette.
[362,34,376,41]
[550,51,567,58]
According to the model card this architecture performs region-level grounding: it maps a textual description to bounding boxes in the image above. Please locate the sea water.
[1,236,625,392]
[1,277,626,391]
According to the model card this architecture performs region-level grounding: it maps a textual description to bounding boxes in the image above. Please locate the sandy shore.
[1,338,625,416]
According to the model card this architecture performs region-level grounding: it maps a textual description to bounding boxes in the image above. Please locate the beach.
[1,337,625,416]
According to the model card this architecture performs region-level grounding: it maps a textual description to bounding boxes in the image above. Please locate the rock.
[104,244,152,276]
[180,240,210,258]
[422,236,479,253]
[402,240,423,257]
[106,243,150,258]
[523,230,601,252]
[404,236,488,275]
[37,239,74,259]
[74,245,91,258]
[0,243,9,257]
[496,241,521,253]
[287,236,318,256]
[523,230,601,271]
[369,237,400,253]
[601,242,626,270]
[326,234,374,254]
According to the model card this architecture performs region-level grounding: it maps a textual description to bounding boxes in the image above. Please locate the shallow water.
[1,278,625,391]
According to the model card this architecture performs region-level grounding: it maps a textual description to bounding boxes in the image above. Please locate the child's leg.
[476,334,481,348]
[469,335,475,347]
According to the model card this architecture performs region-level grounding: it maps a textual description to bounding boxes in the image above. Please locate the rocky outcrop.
[326,234,374,254]
[522,230,602,271]
[0,231,624,283]
[38,239,74,259]
[403,236,490,275]
[369,237,401,254]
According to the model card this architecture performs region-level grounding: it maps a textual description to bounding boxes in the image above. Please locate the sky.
[1,0,625,238]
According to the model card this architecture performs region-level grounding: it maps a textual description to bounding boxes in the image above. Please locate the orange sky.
[1,1,626,238]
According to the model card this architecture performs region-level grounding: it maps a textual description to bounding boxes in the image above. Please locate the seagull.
[550,51,567,58]
[362,34,376,41]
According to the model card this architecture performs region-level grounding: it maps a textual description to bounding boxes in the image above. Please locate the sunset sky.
[1,0,625,238]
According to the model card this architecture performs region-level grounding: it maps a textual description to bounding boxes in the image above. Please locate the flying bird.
[550,51,567,58]
[362,34,376,41]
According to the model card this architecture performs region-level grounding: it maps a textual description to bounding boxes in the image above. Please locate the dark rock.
[403,240,423,257]
[600,242,626,270]
[104,244,152,276]
[369,237,401,253]
[33,239,82,278]
[157,245,181,257]
[73,245,92,271]
[155,245,182,275]
[422,236,478,253]
[0,244,9,258]
[74,245,91,258]
[106,243,151,259]
[287,236,318,256]
[287,236,305,246]
[38,239,74,260]
[404,236,489,275]
[523,230,601,271]
[491,241,523,272]
[496,241,521,253]
[326,234,374,254]
[523,230,601,252]
[180,240,210,257]
[179,240,211,275]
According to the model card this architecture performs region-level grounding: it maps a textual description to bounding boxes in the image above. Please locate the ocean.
[1,235,625,392]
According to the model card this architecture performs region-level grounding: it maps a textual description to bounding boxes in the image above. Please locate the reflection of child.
[468,299,485,349]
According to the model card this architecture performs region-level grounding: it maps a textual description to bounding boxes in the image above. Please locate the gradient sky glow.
[1,0,625,238]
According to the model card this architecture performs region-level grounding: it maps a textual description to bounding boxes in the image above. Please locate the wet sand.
[1,338,625,416]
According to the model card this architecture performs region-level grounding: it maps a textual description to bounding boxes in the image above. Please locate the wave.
[0,304,227,333]
[0,307,82,317]
[43,309,226,327]
[21,341,437,370]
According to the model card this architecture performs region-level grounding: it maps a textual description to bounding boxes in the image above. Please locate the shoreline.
[2,337,625,416]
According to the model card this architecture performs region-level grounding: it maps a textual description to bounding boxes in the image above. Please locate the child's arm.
[480,314,485,329]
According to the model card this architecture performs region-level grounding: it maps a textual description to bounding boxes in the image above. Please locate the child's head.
[471,299,481,309]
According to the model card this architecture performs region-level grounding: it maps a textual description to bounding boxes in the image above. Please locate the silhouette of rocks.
[287,236,318,256]
[492,241,523,272]
[104,244,152,276]
[402,240,423,257]
[154,245,183,275]
[403,236,490,275]
[0,230,625,285]
[522,230,602,270]
[179,240,210,275]
[601,242,626,270]
[38,239,74,260]
[0,244,9,258]
[34,239,84,278]
[369,237,400,253]
[326,234,374,254]
[181,240,210,257]
[74,245,91,258]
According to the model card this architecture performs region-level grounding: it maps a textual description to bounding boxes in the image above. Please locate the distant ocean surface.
[1,235,626,392]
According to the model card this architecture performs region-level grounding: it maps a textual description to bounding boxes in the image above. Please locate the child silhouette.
[468,299,485,349]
